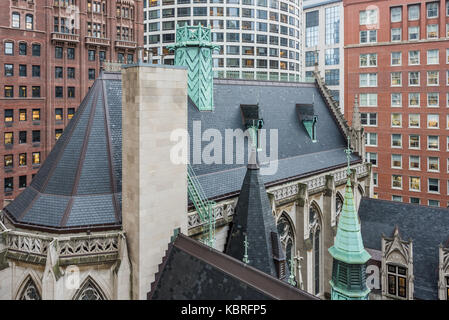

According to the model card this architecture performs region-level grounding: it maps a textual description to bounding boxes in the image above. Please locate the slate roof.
[3,74,358,232]
[189,79,360,202]
[358,197,449,300]
[3,72,122,232]
[225,151,286,279]
[148,234,318,300]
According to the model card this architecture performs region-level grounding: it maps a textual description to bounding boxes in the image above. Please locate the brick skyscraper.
[344,0,449,207]
[0,0,143,207]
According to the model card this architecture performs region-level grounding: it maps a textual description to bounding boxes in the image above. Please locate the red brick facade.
[344,0,449,206]
[0,0,143,207]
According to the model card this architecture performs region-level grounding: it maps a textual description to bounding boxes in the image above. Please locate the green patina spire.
[168,25,219,111]
[328,138,371,300]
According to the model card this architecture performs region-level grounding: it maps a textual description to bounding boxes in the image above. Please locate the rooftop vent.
[240,104,264,148]
[296,104,318,142]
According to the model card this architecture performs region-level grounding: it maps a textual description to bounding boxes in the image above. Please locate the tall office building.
[344,0,449,206]
[0,0,143,207]
[143,0,303,81]
[302,0,343,111]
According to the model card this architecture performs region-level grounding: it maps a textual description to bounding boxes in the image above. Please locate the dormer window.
[387,264,407,298]
[297,104,318,142]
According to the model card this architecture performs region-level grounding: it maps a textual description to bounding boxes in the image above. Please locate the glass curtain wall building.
[143,0,303,81]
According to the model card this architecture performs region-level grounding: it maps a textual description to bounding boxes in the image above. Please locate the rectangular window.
[391,28,402,42]
[19,153,27,166]
[360,30,377,43]
[360,53,377,67]
[361,112,377,126]
[4,177,13,193]
[32,130,40,143]
[427,114,439,128]
[32,109,40,121]
[55,46,63,59]
[67,48,75,60]
[427,24,438,39]
[32,44,40,57]
[4,132,13,145]
[391,72,402,86]
[409,93,420,107]
[4,86,13,98]
[391,93,402,107]
[429,178,439,193]
[359,93,377,107]
[408,72,420,86]
[427,2,438,18]
[408,26,420,40]
[410,177,420,192]
[427,71,439,86]
[19,64,27,77]
[67,67,75,79]
[387,264,407,298]
[365,132,377,146]
[391,154,402,168]
[55,129,63,141]
[4,64,14,77]
[391,114,402,127]
[55,66,63,79]
[55,86,63,98]
[427,93,439,107]
[391,52,401,66]
[68,108,75,120]
[32,86,40,98]
[4,109,13,123]
[32,65,40,77]
[391,7,402,22]
[428,156,439,172]
[360,73,377,87]
[88,69,96,80]
[409,51,420,65]
[68,87,75,98]
[409,135,420,149]
[428,199,440,207]
[19,86,27,98]
[4,155,13,168]
[19,110,26,121]
[32,152,40,165]
[392,134,402,147]
[428,135,439,150]
[409,114,420,128]
[410,155,420,170]
[19,175,26,189]
[55,108,63,121]
[366,152,377,166]
[392,175,402,189]
[4,42,13,55]
[427,50,439,64]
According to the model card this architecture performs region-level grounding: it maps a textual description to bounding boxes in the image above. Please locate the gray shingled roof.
[148,234,318,300]
[3,72,122,231]
[189,79,359,201]
[4,74,357,231]
[359,197,449,300]
[225,155,284,279]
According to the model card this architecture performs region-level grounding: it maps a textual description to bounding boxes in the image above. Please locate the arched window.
[74,278,106,300]
[309,203,322,295]
[12,12,20,28]
[336,192,344,220]
[25,15,33,30]
[19,278,41,300]
[276,213,295,269]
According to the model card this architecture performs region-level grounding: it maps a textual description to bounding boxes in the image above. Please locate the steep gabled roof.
[148,234,318,300]
[359,197,449,300]
[3,72,122,232]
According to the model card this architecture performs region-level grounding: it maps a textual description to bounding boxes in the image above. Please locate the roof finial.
[288,258,297,286]
[345,136,352,177]
[243,233,250,264]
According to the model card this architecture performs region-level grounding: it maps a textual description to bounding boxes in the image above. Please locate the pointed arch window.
[276,213,295,269]
[336,193,343,219]
[19,278,41,300]
[74,279,105,300]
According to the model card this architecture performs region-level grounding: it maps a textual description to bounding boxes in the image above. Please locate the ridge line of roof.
[361,197,449,212]
[101,78,122,224]
[213,78,316,88]
[60,83,101,227]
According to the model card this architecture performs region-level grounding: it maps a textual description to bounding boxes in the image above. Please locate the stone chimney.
[168,25,218,111]
[121,64,188,300]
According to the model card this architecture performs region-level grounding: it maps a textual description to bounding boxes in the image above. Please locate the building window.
[55,67,63,79]
[55,129,63,141]
[305,51,318,67]
[408,93,420,107]
[4,64,13,77]
[4,132,13,145]
[32,44,40,57]
[408,26,420,41]
[32,152,40,165]
[391,72,402,86]
[360,93,377,107]
[88,69,96,80]
[427,114,439,128]
[373,172,378,186]
[409,135,420,149]
[12,12,20,28]
[387,264,407,298]
[360,30,377,43]
[427,71,439,86]
[391,52,401,66]
[67,67,75,79]
[4,110,13,123]
[361,112,377,126]
[408,72,420,86]
[427,50,439,65]
[19,42,27,55]
[360,9,377,25]
[428,135,439,150]
[19,175,26,189]
[32,109,40,121]
[55,46,63,59]
[32,86,40,98]
[391,114,402,127]
[55,87,63,98]
[68,87,75,98]
[325,69,339,86]
[365,132,377,146]
[408,4,420,21]
[428,178,439,193]
[19,65,27,77]
[55,109,63,121]
[25,14,33,30]
[427,93,439,107]
[428,156,439,172]
[428,199,440,207]
[391,154,402,168]
[32,130,40,143]
[88,50,96,61]
[67,48,75,60]
[391,28,402,42]
[4,177,13,193]
[410,155,420,170]
[360,73,377,87]
[360,53,377,67]
[427,2,438,18]
[392,195,402,202]
[19,153,26,166]
[391,7,402,22]
[32,65,40,77]
[305,11,319,48]
[409,51,420,65]
[4,86,13,98]
[392,175,402,189]
[325,48,339,65]
[409,114,420,128]
[410,176,420,191]
[366,152,377,166]
[325,6,340,45]
[19,131,26,144]
[427,24,438,39]
[391,93,402,107]
[4,155,13,168]
[4,42,13,55]
[392,134,402,147]
[19,86,27,98]
[19,110,26,121]
[68,108,75,119]
[410,197,420,204]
